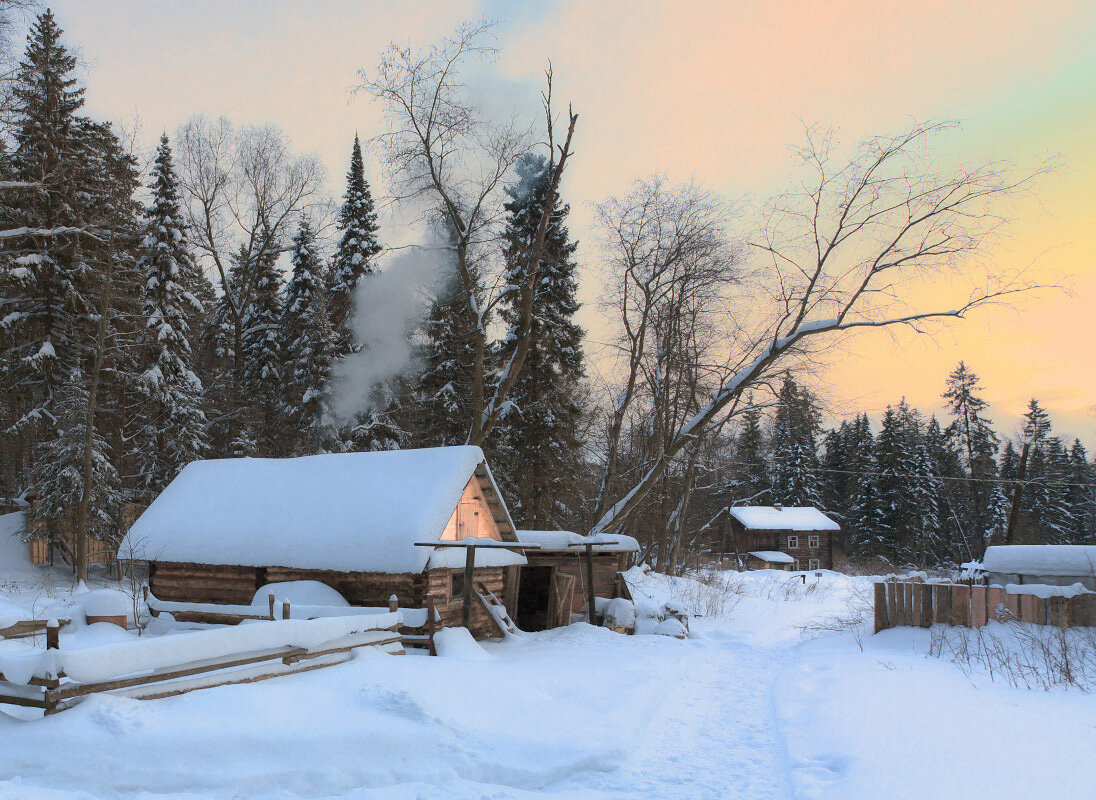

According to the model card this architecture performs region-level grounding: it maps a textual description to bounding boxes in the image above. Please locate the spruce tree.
[134,134,207,497]
[492,154,586,528]
[942,362,999,554]
[280,218,333,454]
[0,10,92,470]
[329,134,380,357]
[239,242,283,455]
[732,398,770,503]
[769,374,821,507]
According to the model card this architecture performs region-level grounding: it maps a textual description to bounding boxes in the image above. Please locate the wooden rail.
[0,619,71,640]
[0,622,403,715]
[874,581,1096,633]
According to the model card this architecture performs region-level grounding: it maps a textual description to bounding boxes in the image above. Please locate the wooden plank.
[1004,589,1021,621]
[1049,596,1071,628]
[970,586,987,627]
[1071,594,1096,627]
[873,583,888,633]
[900,583,912,626]
[1019,593,1038,624]
[918,584,933,629]
[886,582,898,627]
[49,646,307,701]
[932,584,950,625]
[949,585,970,627]
[986,586,1006,623]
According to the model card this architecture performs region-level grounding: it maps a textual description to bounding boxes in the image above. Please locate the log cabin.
[710,505,840,571]
[118,446,525,639]
[514,530,640,630]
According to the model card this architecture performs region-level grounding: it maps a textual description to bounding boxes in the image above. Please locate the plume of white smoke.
[325,244,452,426]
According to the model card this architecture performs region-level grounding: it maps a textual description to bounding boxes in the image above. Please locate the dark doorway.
[516,566,553,631]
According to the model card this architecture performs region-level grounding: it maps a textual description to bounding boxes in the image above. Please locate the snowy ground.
[2,518,1094,799]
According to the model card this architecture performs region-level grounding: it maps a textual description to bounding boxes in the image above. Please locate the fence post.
[388,594,398,614]
[873,583,888,633]
[282,600,291,620]
[425,592,437,656]
[46,619,60,650]
[268,594,275,620]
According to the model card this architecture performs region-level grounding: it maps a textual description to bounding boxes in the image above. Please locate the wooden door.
[549,571,576,628]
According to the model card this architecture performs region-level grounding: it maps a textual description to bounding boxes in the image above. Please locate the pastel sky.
[35,0,1096,445]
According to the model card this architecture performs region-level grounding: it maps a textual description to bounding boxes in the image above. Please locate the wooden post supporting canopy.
[567,540,623,627]
[414,540,542,633]
[463,546,475,630]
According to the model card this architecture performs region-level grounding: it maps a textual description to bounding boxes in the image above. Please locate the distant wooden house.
[119,446,526,640]
[710,505,839,571]
[514,530,640,630]
[16,496,143,569]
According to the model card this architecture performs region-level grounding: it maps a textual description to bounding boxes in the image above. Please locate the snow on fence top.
[517,530,641,552]
[121,446,504,574]
[0,612,401,685]
[728,506,840,531]
[981,545,1096,577]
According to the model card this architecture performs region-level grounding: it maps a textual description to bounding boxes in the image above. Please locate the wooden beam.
[463,546,475,631]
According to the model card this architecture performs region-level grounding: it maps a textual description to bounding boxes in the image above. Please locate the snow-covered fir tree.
[769,374,821,507]
[0,10,94,484]
[239,243,284,455]
[328,134,380,358]
[133,134,207,497]
[491,154,586,528]
[280,218,333,454]
[730,397,770,503]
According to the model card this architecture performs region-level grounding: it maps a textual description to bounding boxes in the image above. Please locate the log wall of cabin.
[727,520,835,569]
[426,566,508,639]
[149,561,514,640]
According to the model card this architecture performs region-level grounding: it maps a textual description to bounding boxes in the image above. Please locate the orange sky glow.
[40,0,1096,445]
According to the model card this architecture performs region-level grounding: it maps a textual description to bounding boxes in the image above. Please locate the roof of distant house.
[728,506,840,531]
[981,545,1096,577]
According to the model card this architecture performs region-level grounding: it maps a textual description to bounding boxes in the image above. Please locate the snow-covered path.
[558,633,795,800]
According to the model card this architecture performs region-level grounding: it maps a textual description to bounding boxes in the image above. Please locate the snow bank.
[0,612,401,685]
[252,581,349,608]
[79,590,131,618]
[433,627,490,661]
[728,506,840,531]
[983,545,1096,577]
[148,592,429,627]
[0,511,37,583]
[1003,582,1092,599]
[120,446,507,573]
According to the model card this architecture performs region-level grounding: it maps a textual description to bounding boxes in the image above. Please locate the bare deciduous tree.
[590,121,1049,547]
[359,19,578,446]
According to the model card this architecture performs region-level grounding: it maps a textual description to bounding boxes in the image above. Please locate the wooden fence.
[0,617,403,715]
[874,581,1096,633]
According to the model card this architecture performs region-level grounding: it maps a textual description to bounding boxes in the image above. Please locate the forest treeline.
[1,11,1089,577]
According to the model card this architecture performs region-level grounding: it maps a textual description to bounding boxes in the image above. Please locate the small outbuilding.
[979,545,1096,591]
[710,505,839,571]
[514,530,639,631]
[119,446,526,639]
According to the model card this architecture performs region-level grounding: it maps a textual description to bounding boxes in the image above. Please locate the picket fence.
[873,580,1096,633]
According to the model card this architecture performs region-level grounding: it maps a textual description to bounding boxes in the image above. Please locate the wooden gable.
[440,476,505,542]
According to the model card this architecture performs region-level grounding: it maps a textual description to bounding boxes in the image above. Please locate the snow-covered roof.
[748,551,795,564]
[517,530,641,553]
[121,447,517,574]
[728,506,839,531]
[981,546,1096,578]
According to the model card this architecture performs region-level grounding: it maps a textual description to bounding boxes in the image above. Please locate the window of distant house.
[808,535,820,548]
[450,571,465,603]
[787,535,799,549]
[808,558,820,571]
